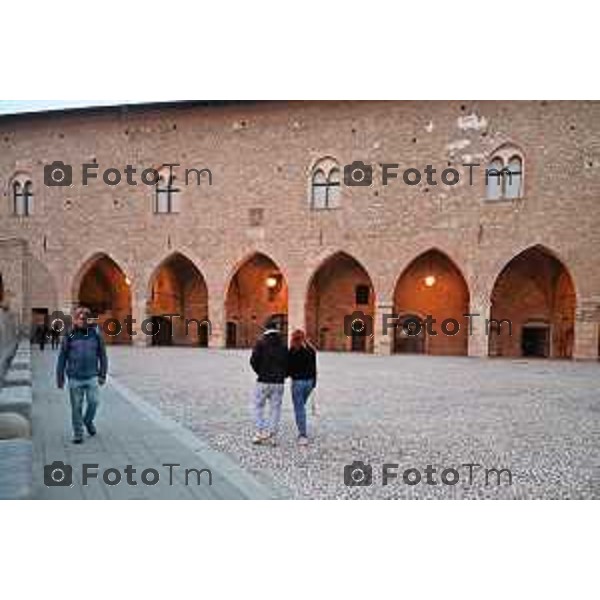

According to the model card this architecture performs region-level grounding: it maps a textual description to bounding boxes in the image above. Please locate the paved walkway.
[32,350,284,500]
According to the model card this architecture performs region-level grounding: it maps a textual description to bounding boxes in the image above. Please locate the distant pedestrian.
[287,329,317,446]
[37,324,48,351]
[249,321,288,446]
[56,306,108,444]
[50,323,60,350]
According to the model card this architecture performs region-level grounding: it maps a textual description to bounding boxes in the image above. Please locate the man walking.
[56,306,108,444]
[50,322,60,350]
[250,321,288,446]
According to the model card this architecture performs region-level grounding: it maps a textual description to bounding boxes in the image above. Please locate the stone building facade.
[0,100,598,359]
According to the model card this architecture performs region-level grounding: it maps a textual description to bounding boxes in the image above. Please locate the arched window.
[13,181,22,214]
[485,146,524,201]
[310,158,341,210]
[23,181,34,215]
[327,168,341,207]
[504,156,523,199]
[12,179,33,216]
[155,172,179,214]
[311,169,327,209]
[486,158,503,200]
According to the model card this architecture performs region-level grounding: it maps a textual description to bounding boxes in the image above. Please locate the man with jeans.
[250,322,288,446]
[56,307,108,444]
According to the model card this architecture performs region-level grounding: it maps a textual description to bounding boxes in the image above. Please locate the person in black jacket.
[249,322,288,446]
[287,329,317,446]
[50,322,60,350]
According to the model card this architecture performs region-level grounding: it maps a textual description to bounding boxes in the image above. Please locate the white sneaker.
[298,436,309,446]
[252,432,266,445]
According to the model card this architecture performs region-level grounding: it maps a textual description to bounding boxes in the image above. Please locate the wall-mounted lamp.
[266,274,282,301]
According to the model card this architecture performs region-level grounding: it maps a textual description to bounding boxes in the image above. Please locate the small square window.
[355,284,370,305]
[249,208,264,227]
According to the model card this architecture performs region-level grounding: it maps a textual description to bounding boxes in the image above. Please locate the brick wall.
[0,101,598,358]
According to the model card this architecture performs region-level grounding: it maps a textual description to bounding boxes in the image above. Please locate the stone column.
[467,297,491,358]
[286,286,305,344]
[373,300,394,355]
[208,283,226,349]
[573,299,599,360]
[130,291,150,347]
[57,291,76,334]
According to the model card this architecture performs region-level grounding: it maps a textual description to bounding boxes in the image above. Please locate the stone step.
[10,359,30,371]
[2,369,32,387]
[0,386,33,421]
[0,440,32,499]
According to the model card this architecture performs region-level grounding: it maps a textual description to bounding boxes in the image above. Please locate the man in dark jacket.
[249,321,288,446]
[56,306,108,444]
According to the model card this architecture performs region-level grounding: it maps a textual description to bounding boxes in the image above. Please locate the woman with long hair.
[287,329,317,446]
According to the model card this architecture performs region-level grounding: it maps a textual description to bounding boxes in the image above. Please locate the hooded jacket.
[250,330,288,384]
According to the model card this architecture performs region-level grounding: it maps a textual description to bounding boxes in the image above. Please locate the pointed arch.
[392,248,470,355]
[73,253,132,344]
[225,252,288,348]
[147,252,209,346]
[305,251,375,352]
[489,245,576,358]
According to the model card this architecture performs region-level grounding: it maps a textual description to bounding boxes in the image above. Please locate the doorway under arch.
[393,250,470,355]
[147,253,209,346]
[75,254,132,344]
[489,245,575,358]
[305,252,375,352]
[225,253,288,348]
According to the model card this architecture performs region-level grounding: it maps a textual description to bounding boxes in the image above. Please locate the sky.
[0,100,150,115]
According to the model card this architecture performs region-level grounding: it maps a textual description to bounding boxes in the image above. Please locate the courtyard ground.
[33,346,599,499]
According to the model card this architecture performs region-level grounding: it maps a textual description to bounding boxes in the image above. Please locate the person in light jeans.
[56,307,108,444]
[249,322,288,446]
[287,329,317,446]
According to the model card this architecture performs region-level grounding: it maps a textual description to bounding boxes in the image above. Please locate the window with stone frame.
[311,158,341,210]
[154,172,180,214]
[485,145,524,200]
[12,179,33,216]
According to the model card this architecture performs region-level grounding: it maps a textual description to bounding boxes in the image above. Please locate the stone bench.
[0,386,33,421]
[0,411,31,439]
[0,338,34,499]
[10,359,30,371]
[2,369,32,387]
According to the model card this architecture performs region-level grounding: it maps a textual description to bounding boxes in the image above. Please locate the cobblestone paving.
[107,347,599,499]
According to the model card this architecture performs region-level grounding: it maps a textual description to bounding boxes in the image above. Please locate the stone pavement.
[32,350,284,500]
[109,346,600,500]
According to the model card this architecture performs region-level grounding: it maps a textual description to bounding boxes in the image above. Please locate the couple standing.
[250,324,317,447]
